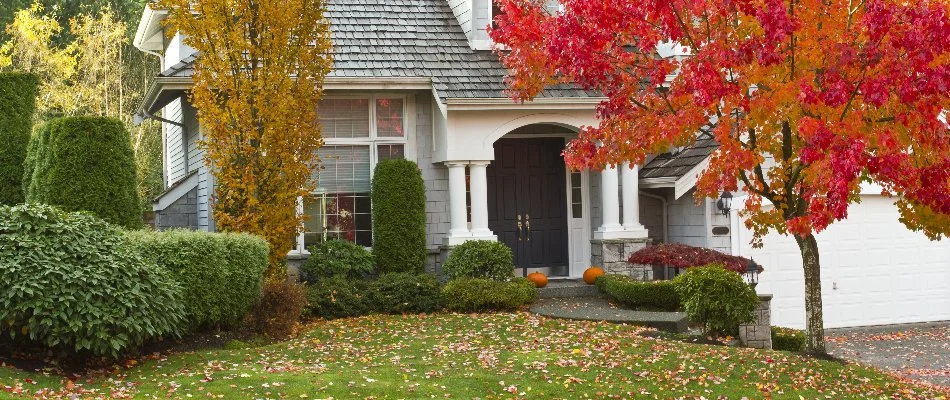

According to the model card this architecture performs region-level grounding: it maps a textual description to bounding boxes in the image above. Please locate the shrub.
[244,279,308,339]
[0,72,38,205]
[442,278,537,312]
[372,159,426,273]
[672,264,759,336]
[772,327,806,352]
[24,116,141,228]
[595,274,681,311]
[301,239,374,282]
[125,230,269,331]
[369,273,442,314]
[629,243,758,273]
[442,240,515,281]
[0,204,185,357]
[304,276,372,320]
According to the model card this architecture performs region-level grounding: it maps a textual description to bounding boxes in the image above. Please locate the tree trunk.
[795,234,826,354]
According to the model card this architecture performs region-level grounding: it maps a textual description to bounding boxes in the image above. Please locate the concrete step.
[536,279,602,298]
[529,297,689,333]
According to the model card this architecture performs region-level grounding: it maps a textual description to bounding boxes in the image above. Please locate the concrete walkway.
[826,322,950,388]
[529,297,688,332]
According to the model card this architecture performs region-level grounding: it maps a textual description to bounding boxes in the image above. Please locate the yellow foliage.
[158,0,334,279]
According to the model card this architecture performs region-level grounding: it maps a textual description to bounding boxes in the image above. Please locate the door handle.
[517,214,523,241]
[525,214,530,241]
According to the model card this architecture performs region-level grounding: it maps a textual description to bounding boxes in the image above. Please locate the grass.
[1,312,947,399]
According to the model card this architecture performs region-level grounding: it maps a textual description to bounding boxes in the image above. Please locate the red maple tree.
[490,0,950,354]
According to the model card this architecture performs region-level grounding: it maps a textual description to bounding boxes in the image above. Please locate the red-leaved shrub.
[628,243,759,273]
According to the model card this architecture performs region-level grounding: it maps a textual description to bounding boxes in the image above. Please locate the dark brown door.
[487,138,569,277]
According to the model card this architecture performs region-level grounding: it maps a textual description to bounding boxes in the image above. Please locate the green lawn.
[1,313,946,399]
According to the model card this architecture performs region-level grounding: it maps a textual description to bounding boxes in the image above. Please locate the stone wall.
[155,187,199,230]
[591,238,653,280]
[739,294,773,350]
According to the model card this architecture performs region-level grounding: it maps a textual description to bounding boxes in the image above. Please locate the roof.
[639,134,719,180]
[156,0,598,102]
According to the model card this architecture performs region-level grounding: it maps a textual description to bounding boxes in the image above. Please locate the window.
[296,96,408,252]
[570,171,583,218]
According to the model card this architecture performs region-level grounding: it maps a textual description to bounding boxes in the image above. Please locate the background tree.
[158,0,334,278]
[491,0,950,354]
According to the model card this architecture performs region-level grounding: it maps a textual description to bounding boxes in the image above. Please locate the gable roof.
[155,0,597,102]
[639,134,718,180]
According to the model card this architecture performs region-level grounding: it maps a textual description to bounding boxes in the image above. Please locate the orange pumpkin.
[527,271,548,288]
[583,266,605,284]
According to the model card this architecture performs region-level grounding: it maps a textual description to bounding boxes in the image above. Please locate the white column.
[446,162,471,244]
[622,162,646,235]
[595,165,622,238]
[468,161,496,239]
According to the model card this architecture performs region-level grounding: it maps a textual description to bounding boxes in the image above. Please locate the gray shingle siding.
[155,186,199,230]
[415,94,451,253]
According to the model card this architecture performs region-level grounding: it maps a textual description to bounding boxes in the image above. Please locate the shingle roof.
[158,0,598,101]
[639,134,719,180]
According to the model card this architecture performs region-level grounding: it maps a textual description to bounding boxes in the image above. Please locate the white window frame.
[291,94,414,255]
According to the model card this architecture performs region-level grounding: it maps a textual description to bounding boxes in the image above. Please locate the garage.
[734,195,950,329]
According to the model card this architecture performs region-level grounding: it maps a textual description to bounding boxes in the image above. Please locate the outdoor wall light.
[745,258,761,288]
[716,191,733,215]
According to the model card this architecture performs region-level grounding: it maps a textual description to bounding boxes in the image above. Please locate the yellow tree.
[158,0,333,278]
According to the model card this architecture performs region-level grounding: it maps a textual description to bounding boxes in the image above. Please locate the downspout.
[640,191,669,243]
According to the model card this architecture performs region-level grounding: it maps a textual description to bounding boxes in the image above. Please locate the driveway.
[826,322,950,388]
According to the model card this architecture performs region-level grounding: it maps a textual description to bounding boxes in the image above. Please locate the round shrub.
[772,327,806,352]
[442,278,537,312]
[672,264,759,336]
[0,204,185,357]
[244,279,307,339]
[372,159,426,273]
[25,116,141,228]
[369,272,442,314]
[0,72,38,205]
[125,230,269,331]
[301,239,375,282]
[442,240,515,281]
[304,276,372,320]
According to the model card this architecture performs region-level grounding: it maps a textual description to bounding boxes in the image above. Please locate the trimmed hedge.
[372,159,426,273]
[369,272,442,314]
[442,240,515,281]
[442,278,537,312]
[595,274,681,311]
[304,276,372,320]
[0,72,39,205]
[0,204,185,357]
[672,264,759,336]
[125,230,268,331]
[772,327,806,352]
[301,239,374,282]
[25,116,141,228]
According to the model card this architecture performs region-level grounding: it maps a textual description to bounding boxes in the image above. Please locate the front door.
[487,138,569,277]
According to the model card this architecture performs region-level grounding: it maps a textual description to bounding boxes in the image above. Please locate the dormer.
[132,4,196,71]
[451,0,559,50]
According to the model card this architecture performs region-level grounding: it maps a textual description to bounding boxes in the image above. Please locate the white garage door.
[736,195,950,329]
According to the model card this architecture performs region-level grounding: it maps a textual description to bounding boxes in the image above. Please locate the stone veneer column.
[445,162,471,245]
[468,161,495,239]
[739,294,774,350]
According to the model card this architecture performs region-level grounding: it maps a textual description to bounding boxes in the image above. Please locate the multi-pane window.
[570,171,583,218]
[298,96,407,251]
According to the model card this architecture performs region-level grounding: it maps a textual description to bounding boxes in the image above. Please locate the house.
[132,0,950,330]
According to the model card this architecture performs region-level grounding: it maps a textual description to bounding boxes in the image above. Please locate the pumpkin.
[527,271,548,288]
[583,266,605,285]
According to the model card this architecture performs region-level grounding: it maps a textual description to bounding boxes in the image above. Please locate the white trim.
[445,97,605,111]
[133,5,167,52]
[640,177,677,188]
[674,156,711,199]
[153,172,198,211]
[324,77,432,90]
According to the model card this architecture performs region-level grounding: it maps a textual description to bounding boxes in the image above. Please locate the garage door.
[736,195,950,329]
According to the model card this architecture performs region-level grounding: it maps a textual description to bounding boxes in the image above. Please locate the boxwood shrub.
[772,327,806,352]
[442,240,515,281]
[304,276,372,320]
[372,159,426,273]
[595,274,681,311]
[442,278,537,312]
[0,204,185,357]
[125,229,268,331]
[301,239,374,282]
[0,72,38,205]
[24,116,141,228]
[369,272,442,314]
[672,264,759,336]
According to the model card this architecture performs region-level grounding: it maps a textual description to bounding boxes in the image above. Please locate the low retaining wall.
[739,294,773,350]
